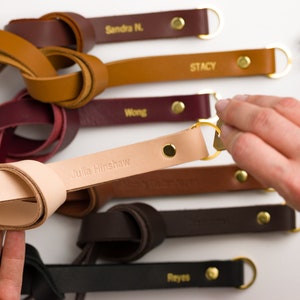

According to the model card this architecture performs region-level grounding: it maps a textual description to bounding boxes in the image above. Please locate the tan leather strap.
[0,125,208,230]
[0,30,108,109]
[19,47,279,106]
[57,164,267,218]
[0,30,279,109]
[5,8,215,51]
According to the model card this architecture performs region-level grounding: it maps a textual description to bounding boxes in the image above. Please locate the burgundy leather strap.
[5,9,211,51]
[0,89,211,163]
[56,164,268,217]
[76,202,295,262]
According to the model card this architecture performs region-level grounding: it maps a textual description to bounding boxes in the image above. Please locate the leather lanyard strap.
[0,30,278,108]
[57,164,267,218]
[21,244,250,300]
[0,125,208,230]
[76,202,295,262]
[0,89,212,163]
[5,8,215,51]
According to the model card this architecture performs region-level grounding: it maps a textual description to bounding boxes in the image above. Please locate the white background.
[1,1,300,299]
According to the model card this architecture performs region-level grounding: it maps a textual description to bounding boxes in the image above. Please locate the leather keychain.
[5,8,223,52]
[0,30,290,109]
[21,243,256,300]
[0,89,214,163]
[76,202,296,262]
[57,164,267,218]
[0,123,209,230]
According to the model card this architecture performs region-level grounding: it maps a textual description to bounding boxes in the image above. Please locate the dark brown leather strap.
[57,164,267,217]
[0,89,211,163]
[5,8,213,51]
[22,243,250,300]
[76,202,295,262]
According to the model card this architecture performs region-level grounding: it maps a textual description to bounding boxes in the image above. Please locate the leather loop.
[0,30,107,108]
[78,202,167,262]
[41,12,96,52]
[0,89,80,162]
[0,160,66,230]
[25,46,108,108]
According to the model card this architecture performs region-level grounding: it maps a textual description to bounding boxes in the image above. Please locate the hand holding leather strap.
[22,244,251,299]
[5,8,214,51]
[76,202,295,262]
[0,89,211,163]
[57,164,267,218]
[0,125,208,230]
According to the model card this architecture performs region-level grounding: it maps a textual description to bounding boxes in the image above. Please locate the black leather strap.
[21,244,247,299]
[77,202,295,262]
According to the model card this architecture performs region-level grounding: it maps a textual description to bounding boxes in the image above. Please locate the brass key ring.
[191,120,221,160]
[198,7,224,39]
[233,256,257,289]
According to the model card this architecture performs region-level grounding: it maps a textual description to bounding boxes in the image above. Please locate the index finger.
[0,231,25,298]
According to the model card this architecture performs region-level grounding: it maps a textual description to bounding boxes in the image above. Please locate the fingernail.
[215,99,229,112]
[220,123,231,137]
[233,94,249,101]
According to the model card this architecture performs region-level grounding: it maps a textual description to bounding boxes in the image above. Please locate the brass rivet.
[170,17,185,30]
[171,101,185,114]
[205,267,219,281]
[257,211,271,225]
[237,56,251,69]
[234,170,248,183]
[163,144,176,157]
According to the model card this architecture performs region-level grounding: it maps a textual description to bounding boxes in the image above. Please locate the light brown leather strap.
[57,164,267,218]
[0,125,208,230]
[0,30,282,109]
[0,30,108,109]
[5,8,216,51]
[23,47,277,106]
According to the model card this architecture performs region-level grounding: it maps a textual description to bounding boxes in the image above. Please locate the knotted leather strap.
[0,30,278,108]
[0,30,108,108]
[22,244,249,299]
[76,202,295,262]
[5,9,212,51]
[0,125,208,230]
[0,89,211,163]
[57,164,267,218]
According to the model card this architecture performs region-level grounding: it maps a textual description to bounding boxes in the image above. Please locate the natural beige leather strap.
[0,30,286,109]
[0,125,208,230]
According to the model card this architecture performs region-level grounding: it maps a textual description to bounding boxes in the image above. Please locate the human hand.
[215,94,300,210]
[0,231,25,300]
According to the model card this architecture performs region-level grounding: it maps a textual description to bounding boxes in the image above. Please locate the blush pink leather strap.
[0,89,212,163]
[0,125,208,230]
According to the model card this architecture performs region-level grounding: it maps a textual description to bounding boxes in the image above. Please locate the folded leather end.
[0,160,66,230]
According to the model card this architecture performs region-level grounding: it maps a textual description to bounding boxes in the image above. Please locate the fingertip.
[232,94,249,101]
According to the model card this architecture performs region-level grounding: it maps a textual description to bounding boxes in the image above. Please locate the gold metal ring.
[266,44,292,79]
[197,89,222,123]
[233,256,257,290]
[191,121,221,160]
[198,8,223,39]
